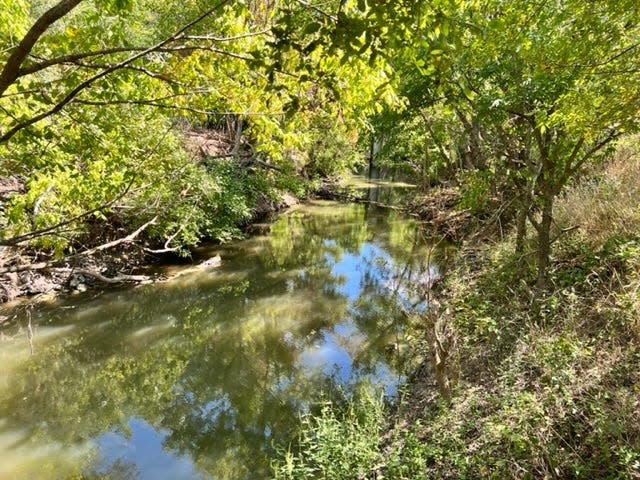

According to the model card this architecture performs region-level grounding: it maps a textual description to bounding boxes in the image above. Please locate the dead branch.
[143,224,184,254]
[0,216,157,275]
[72,269,151,283]
[73,216,157,257]
[241,158,284,172]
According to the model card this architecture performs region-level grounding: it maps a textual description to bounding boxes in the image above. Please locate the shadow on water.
[0,192,442,479]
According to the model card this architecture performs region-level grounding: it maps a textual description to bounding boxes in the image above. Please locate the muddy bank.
[0,191,298,305]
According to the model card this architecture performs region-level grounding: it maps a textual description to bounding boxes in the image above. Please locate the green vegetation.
[273,145,640,479]
[1,0,640,478]
[0,0,388,258]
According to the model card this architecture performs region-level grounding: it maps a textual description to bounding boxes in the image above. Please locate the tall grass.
[556,137,640,248]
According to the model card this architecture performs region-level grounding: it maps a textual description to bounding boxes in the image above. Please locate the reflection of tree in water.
[0,202,434,479]
[86,457,141,480]
[346,222,445,375]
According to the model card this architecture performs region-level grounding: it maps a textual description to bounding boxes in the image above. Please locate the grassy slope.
[273,142,640,479]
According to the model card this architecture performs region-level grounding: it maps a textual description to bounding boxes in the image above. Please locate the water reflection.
[0,199,436,479]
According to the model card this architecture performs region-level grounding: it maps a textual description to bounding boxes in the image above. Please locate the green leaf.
[303,22,322,35]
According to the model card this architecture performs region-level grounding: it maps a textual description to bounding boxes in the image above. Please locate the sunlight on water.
[0,421,94,480]
[0,190,441,479]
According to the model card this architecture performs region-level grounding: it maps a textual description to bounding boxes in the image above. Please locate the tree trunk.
[536,185,554,290]
[515,203,528,255]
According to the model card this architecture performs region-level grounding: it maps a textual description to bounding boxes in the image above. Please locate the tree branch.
[0,0,85,96]
[0,178,135,246]
[75,98,284,116]
[567,129,621,178]
[18,47,145,77]
[72,269,151,283]
[72,216,157,258]
[0,218,156,275]
[15,37,257,80]
[0,0,233,144]
[179,29,271,42]
[293,0,337,21]
[561,136,585,182]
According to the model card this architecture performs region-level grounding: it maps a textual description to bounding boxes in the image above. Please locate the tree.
[0,0,394,257]
[380,0,640,289]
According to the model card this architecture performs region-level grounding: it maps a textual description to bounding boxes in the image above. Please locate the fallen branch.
[143,223,184,254]
[72,216,157,257]
[0,216,157,275]
[241,158,284,172]
[73,269,151,284]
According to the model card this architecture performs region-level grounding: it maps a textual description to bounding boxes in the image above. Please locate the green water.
[0,198,437,479]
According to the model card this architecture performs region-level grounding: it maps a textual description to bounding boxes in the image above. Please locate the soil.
[0,245,153,303]
[0,189,298,305]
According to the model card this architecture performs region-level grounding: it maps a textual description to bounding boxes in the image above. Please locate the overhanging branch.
[0,0,84,96]
[0,0,233,144]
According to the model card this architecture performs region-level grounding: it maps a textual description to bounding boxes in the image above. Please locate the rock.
[281,193,299,208]
[200,255,222,269]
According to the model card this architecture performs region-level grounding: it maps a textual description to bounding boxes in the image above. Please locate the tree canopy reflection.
[0,200,436,479]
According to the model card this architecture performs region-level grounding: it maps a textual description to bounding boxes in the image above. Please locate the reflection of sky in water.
[0,200,428,479]
[92,417,210,480]
[296,241,407,396]
[299,332,353,383]
[326,242,389,300]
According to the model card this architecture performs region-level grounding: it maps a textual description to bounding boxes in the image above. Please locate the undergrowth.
[272,142,640,479]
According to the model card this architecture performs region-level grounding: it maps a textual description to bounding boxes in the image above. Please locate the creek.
[0,184,439,479]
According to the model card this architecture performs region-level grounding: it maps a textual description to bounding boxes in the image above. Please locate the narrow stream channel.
[0,189,438,479]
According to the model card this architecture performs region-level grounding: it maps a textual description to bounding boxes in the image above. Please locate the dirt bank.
[0,190,298,305]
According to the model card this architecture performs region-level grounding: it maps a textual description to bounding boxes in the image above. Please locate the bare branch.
[293,0,337,21]
[18,47,145,77]
[143,224,184,254]
[74,97,284,117]
[15,37,257,80]
[67,61,188,87]
[72,269,151,283]
[179,28,271,42]
[0,218,156,275]
[73,216,157,257]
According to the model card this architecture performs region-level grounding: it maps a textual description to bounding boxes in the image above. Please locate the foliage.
[273,386,385,480]
[373,0,640,286]
[0,0,397,255]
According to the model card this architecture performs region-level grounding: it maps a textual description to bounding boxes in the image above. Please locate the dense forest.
[1,0,639,478]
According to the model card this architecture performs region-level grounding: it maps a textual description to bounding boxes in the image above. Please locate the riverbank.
[273,148,640,478]
[0,121,309,305]
[0,187,299,305]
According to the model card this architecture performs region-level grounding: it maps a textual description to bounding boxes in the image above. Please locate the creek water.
[0,188,439,479]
